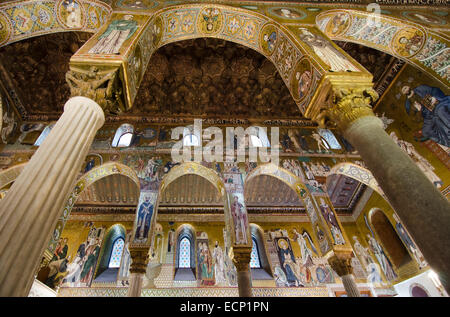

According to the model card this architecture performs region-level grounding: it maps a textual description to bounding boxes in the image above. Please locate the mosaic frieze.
[0,0,111,47]
[317,9,449,85]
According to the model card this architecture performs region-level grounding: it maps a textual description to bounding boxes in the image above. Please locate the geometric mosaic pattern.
[179,237,190,268]
[108,238,124,268]
[250,239,261,269]
[57,286,331,297]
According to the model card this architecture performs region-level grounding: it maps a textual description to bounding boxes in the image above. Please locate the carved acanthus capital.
[66,65,126,115]
[231,246,252,272]
[316,87,379,132]
[327,253,354,277]
[129,247,149,274]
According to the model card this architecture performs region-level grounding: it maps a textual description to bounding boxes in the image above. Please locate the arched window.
[34,124,55,146]
[93,224,125,283]
[250,238,261,269]
[174,225,196,281]
[112,124,134,147]
[108,238,125,268]
[179,237,191,268]
[249,224,273,280]
[318,129,342,150]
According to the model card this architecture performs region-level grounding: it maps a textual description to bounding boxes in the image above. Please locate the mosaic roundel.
[402,11,447,26]
[391,27,425,58]
[57,0,86,29]
[259,23,278,56]
[197,7,223,35]
[324,12,352,37]
[0,11,12,46]
[268,7,306,21]
[33,4,55,29]
[291,57,313,101]
[12,7,33,34]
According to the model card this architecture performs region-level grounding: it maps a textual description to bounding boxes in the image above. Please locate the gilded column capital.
[65,65,126,115]
[129,247,149,274]
[327,254,354,277]
[232,246,252,272]
[316,87,379,132]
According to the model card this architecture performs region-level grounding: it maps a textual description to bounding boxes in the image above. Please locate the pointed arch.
[174,224,196,281]
[45,162,139,258]
[93,224,127,281]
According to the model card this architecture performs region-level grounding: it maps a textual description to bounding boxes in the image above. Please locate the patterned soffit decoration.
[0,36,403,122]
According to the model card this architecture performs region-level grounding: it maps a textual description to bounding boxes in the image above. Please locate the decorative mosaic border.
[0,0,112,48]
[316,9,450,85]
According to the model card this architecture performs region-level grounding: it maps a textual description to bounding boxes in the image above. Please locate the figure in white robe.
[298,28,359,72]
[89,15,138,55]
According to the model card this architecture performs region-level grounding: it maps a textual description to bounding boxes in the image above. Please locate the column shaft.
[0,96,104,297]
[237,270,252,297]
[341,274,361,297]
[127,273,144,297]
[345,116,450,293]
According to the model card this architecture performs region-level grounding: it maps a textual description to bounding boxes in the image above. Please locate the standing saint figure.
[319,198,345,245]
[212,241,226,285]
[366,234,397,281]
[292,229,317,267]
[198,243,215,285]
[230,195,248,244]
[298,28,359,72]
[392,214,427,269]
[135,195,154,241]
[88,15,138,54]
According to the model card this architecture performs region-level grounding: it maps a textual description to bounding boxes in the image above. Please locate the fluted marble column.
[127,248,148,297]
[322,88,450,294]
[0,96,104,297]
[328,254,360,297]
[233,246,253,297]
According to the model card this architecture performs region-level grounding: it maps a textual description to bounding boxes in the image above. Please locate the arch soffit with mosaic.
[326,162,386,199]
[245,163,347,255]
[45,161,139,257]
[0,0,113,48]
[69,3,372,117]
[316,9,450,86]
[245,162,307,197]
[159,162,226,198]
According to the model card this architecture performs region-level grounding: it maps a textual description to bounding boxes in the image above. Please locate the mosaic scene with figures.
[0,0,448,299]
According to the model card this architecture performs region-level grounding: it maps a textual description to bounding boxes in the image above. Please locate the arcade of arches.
[0,0,449,298]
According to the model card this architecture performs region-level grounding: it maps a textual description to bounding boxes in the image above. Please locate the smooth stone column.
[344,115,450,293]
[128,273,144,297]
[0,96,104,297]
[233,246,253,297]
[328,254,361,297]
[127,248,148,297]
